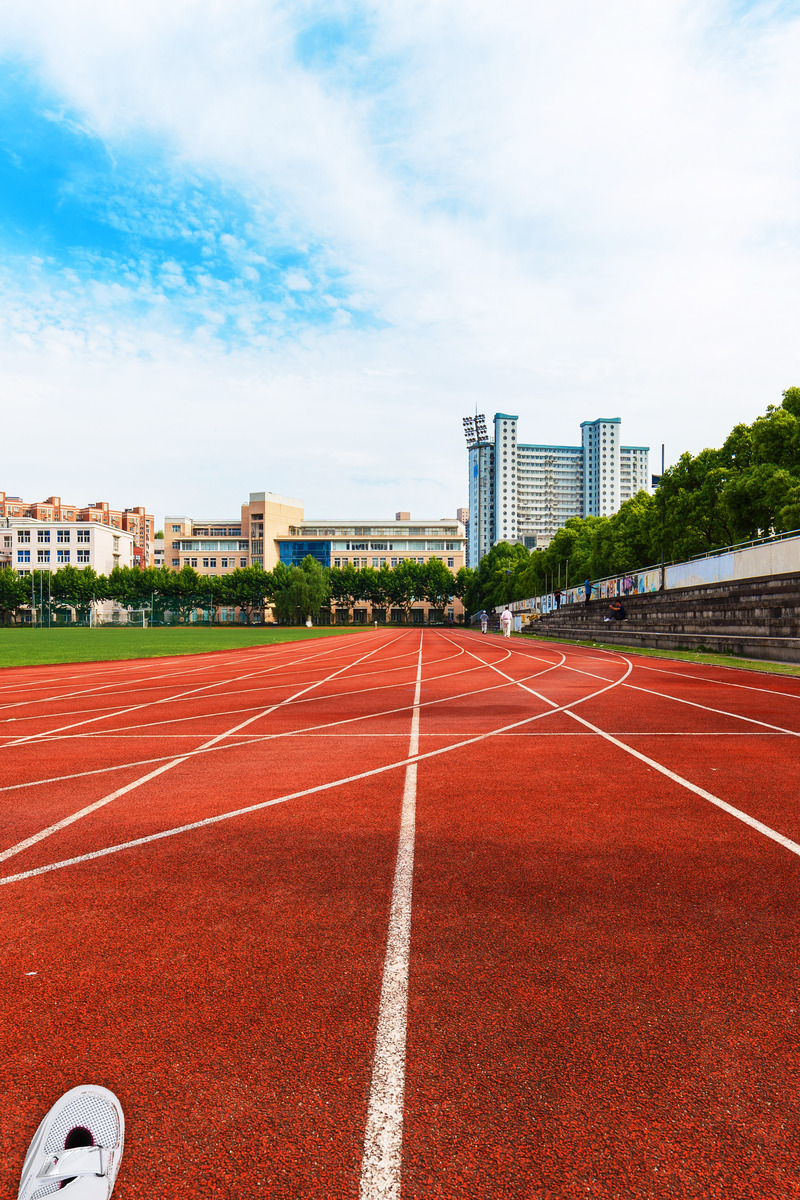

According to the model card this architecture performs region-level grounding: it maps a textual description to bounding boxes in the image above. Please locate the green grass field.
[0,625,368,668]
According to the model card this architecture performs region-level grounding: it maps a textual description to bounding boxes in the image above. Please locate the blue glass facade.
[279,540,331,568]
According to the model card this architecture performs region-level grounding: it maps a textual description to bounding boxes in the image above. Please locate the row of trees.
[464,387,800,613]
[0,556,468,625]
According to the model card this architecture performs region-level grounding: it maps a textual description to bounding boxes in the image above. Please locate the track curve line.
[0,649,635,886]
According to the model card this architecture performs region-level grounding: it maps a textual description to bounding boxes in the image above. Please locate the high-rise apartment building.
[463,413,649,567]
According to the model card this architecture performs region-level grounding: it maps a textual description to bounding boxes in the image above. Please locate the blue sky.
[1,0,799,522]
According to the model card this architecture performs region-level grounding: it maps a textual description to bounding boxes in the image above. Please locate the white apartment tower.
[581,418,649,517]
[463,412,649,566]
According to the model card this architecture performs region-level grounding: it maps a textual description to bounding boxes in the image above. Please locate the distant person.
[500,607,513,638]
[554,587,562,610]
[584,579,595,605]
[479,610,488,634]
[604,600,627,623]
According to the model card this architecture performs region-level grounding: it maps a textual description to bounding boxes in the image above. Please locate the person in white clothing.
[500,607,513,637]
[479,610,488,634]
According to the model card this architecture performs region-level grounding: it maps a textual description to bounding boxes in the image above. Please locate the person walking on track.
[500,607,513,637]
[479,610,488,634]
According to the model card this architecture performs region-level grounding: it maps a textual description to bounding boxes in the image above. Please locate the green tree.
[361,566,391,618]
[50,565,101,623]
[422,558,457,612]
[222,566,274,624]
[328,564,363,620]
[387,559,424,621]
[272,556,330,623]
[0,568,28,624]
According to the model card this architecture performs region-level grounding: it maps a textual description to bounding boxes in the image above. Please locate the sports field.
[3,628,799,1198]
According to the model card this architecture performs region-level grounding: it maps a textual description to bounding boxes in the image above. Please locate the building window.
[190,558,198,567]
[77,550,90,563]
[448,557,454,568]
[37,550,50,563]
[209,558,216,567]
[203,558,209,567]
[18,530,30,544]
[240,557,247,567]
[77,530,90,543]
[172,558,180,566]
[172,525,181,532]
[113,536,120,551]
[57,530,70,543]
[17,550,30,563]
[57,550,70,563]
[37,530,50,543]
[221,557,228,567]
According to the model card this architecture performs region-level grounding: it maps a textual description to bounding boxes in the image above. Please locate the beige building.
[163,494,467,622]
[164,492,304,575]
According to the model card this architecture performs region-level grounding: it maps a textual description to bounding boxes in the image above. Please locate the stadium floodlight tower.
[463,413,492,568]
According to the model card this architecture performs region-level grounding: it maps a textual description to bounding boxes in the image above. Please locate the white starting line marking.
[359,636,422,1200]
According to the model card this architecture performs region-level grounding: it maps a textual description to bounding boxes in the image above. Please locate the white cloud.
[0,0,799,523]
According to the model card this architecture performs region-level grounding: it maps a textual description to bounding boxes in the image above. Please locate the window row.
[16,529,91,544]
[17,550,90,563]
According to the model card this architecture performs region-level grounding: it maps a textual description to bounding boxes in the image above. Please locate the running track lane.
[2,630,800,1198]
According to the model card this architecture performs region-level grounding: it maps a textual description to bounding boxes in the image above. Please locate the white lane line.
[0,655,567,796]
[474,634,800,739]
[0,634,406,864]
[0,628,383,714]
[2,629,388,747]
[634,660,800,700]
[359,636,422,1200]
[565,708,800,859]
[0,643,291,711]
[459,635,800,861]
[0,644,470,736]
[621,682,800,737]
[0,648,635,886]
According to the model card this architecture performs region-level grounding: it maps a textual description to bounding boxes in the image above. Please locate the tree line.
[0,555,469,626]
[463,387,800,613]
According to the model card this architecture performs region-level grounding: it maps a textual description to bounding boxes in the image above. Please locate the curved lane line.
[0,634,407,865]
[0,652,570,797]
[1,630,401,747]
[0,639,633,886]
[463,635,800,861]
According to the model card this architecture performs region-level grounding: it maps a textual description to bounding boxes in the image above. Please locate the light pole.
[659,443,666,591]
[463,413,489,568]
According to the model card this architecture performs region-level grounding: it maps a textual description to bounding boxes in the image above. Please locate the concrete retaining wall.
[523,571,800,663]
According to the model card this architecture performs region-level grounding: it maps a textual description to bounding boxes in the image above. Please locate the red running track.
[1,629,800,1199]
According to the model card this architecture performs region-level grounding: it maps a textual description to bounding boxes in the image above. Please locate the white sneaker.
[18,1085,124,1199]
